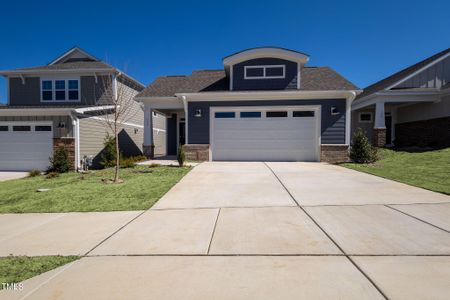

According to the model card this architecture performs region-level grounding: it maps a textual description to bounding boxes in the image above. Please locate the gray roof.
[13,61,114,71]
[137,67,358,98]
[357,47,450,99]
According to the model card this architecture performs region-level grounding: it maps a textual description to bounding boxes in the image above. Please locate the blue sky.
[0,0,449,103]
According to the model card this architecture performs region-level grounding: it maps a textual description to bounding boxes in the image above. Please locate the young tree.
[92,73,141,183]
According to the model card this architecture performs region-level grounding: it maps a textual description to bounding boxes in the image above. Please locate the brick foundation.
[373,128,386,147]
[183,144,210,161]
[53,138,76,170]
[143,145,155,158]
[395,117,450,148]
[320,145,349,163]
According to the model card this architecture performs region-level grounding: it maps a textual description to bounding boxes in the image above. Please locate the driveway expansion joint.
[263,162,389,300]
[385,205,450,235]
[207,208,221,254]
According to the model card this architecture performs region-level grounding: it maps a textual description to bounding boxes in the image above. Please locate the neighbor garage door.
[211,106,320,161]
[0,122,53,171]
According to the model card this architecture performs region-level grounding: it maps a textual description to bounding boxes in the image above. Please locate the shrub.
[28,170,41,177]
[350,128,378,163]
[48,146,70,173]
[100,134,118,168]
[177,145,185,167]
[46,171,60,179]
[120,157,136,168]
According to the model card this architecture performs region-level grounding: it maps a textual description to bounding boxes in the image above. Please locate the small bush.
[28,170,41,177]
[100,134,118,168]
[350,128,378,163]
[148,163,161,168]
[48,146,70,173]
[120,158,136,168]
[177,145,185,167]
[46,171,60,179]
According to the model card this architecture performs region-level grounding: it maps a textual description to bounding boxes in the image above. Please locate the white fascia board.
[0,108,74,116]
[0,69,115,77]
[223,48,310,67]
[49,47,98,65]
[176,90,361,102]
[385,51,450,90]
[134,96,184,109]
[352,90,441,110]
[73,105,116,114]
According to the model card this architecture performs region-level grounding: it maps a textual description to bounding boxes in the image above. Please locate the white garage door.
[211,106,320,161]
[0,122,53,171]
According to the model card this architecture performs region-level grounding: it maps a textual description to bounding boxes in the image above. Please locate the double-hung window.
[41,79,80,102]
[244,65,285,79]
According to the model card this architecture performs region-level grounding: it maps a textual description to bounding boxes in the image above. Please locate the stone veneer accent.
[53,138,76,170]
[395,116,450,148]
[373,128,386,147]
[183,144,210,161]
[320,145,349,163]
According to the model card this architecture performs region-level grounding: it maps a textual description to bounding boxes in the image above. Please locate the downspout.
[345,91,358,145]
[70,114,81,171]
[181,95,188,144]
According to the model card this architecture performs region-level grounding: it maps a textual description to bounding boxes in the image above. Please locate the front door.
[385,114,392,145]
[179,121,185,146]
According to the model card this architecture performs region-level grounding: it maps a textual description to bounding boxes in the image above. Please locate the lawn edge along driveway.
[342,148,450,195]
[0,165,191,213]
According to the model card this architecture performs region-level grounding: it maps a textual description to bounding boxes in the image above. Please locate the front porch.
[351,90,442,147]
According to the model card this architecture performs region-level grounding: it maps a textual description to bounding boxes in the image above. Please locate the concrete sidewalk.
[2,162,450,299]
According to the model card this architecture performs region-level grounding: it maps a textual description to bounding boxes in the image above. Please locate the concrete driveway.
[2,162,450,300]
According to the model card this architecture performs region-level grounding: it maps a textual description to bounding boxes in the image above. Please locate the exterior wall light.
[194,109,202,117]
[331,107,340,115]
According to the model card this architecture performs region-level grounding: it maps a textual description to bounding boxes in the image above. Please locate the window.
[359,112,373,123]
[266,111,287,118]
[35,125,52,132]
[68,80,79,100]
[240,112,261,118]
[293,111,315,117]
[42,80,53,101]
[13,126,31,132]
[215,112,235,118]
[244,65,285,79]
[41,79,79,102]
[0,126,8,131]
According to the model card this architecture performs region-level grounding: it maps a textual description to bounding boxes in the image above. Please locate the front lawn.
[342,148,450,195]
[0,256,79,289]
[0,165,191,213]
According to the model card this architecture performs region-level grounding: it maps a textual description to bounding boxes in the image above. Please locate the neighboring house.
[352,48,450,147]
[135,47,360,163]
[0,47,166,171]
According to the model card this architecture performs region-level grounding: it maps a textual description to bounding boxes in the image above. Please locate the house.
[0,47,166,171]
[135,47,360,163]
[352,48,450,148]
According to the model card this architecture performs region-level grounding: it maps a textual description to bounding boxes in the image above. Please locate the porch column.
[373,101,386,147]
[143,104,155,158]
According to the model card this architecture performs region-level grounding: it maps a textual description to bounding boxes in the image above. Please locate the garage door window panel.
[240,112,261,118]
[0,126,8,131]
[13,126,31,132]
[35,126,52,132]
[215,112,235,118]
[293,111,315,117]
[266,111,288,118]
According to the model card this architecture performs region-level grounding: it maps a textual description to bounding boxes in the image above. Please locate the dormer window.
[244,65,285,79]
[41,79,80,102]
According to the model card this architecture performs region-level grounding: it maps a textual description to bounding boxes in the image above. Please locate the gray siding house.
[135,47,360,163]
[352,48,450,147]
[0,47,165,171]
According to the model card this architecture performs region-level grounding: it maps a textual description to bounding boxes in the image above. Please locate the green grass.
[342,148,450,195]
[0,256,79,288]
[0,165,191,213]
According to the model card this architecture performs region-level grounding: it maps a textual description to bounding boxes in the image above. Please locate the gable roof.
[357,47,450,100]
[137,67,357,98]
[49,47,98,65]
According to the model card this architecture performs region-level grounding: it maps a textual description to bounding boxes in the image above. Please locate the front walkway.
[2,162,450,299]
